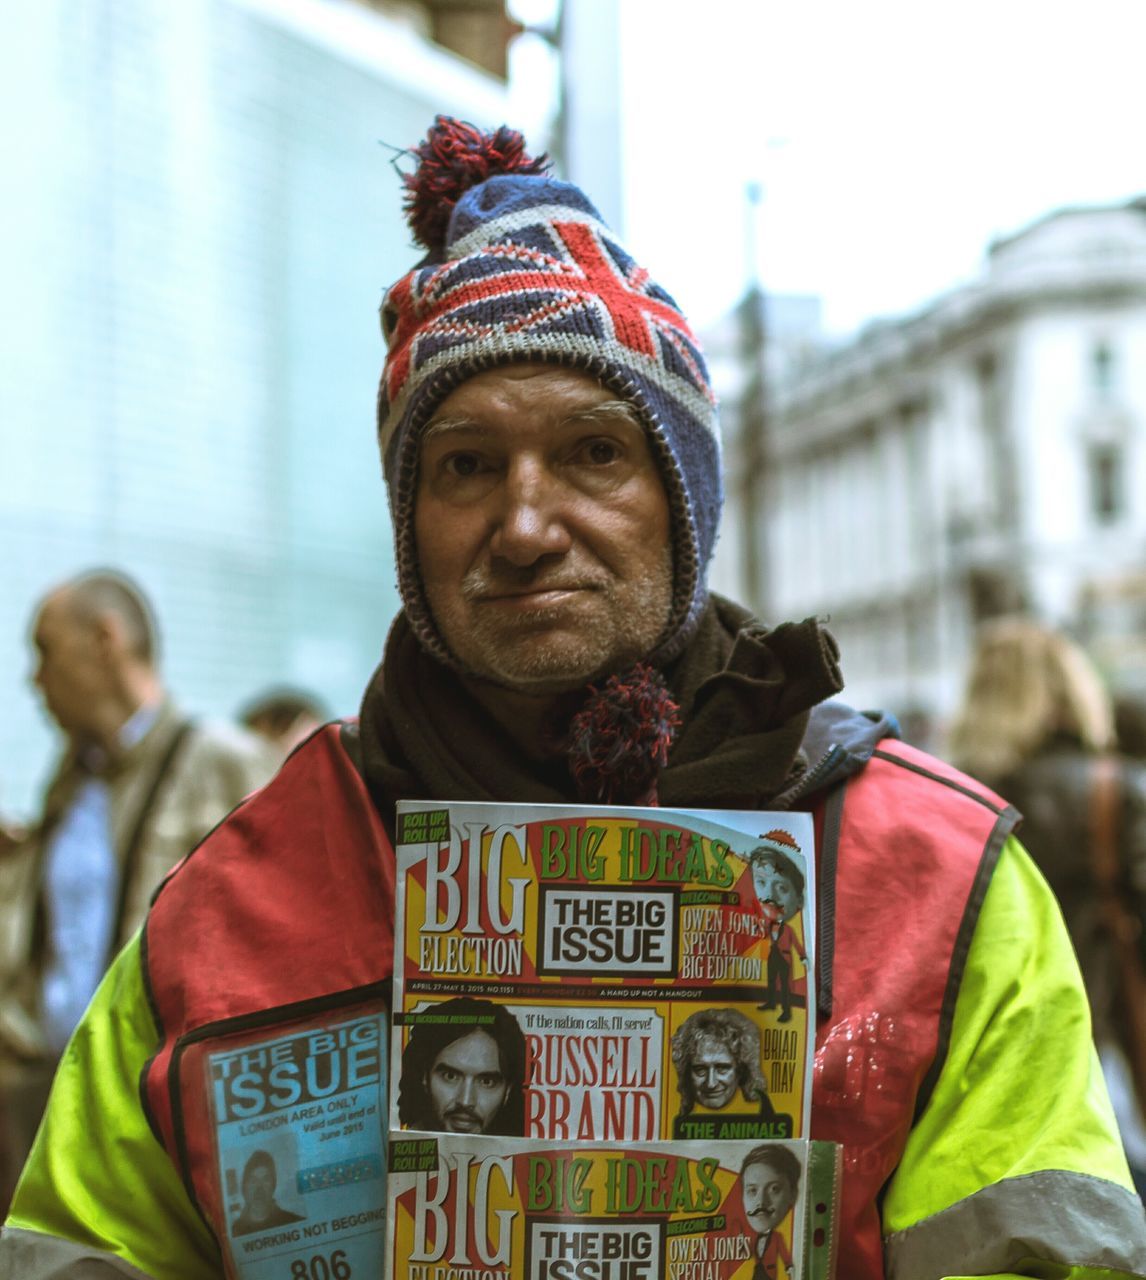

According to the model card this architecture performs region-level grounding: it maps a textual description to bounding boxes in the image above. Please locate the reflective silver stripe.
[886,1169,1146,1280]
[0,1227,156,1279]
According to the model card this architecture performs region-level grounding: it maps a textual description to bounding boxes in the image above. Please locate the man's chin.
[462,639,638,696]
[481,667,603,697]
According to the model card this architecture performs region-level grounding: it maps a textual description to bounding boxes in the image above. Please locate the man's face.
[741,1161,796,1236]
[414,364,673,694]
[427,1029,509,1133]
[242,1163,276,1223]
[688,1034,738,1110]
[30,591,108,738]
[751,860,801,924]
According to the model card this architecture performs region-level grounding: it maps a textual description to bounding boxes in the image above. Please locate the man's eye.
[478,1074,503,1088]
[444,453,482,478]
[435,1066,459,1082]
[580,439,621,465]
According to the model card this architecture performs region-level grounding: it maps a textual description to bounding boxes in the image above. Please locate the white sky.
[610,0,1145,336]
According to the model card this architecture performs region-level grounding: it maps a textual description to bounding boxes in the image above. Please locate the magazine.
[385,1134,840,1280]
[391,803,816,1144]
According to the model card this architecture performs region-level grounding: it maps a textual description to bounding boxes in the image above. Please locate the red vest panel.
[810,741,1013,1278]
[143,724,397,1241]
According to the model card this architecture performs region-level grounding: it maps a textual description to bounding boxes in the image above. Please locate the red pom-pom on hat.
[402,115,551,256]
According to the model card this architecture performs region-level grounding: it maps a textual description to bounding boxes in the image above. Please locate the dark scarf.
[357,595,844,821]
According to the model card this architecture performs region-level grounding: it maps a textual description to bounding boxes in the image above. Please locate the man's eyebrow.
[564,400,643,428]
[421,416,486,444]
[422,400,642,443]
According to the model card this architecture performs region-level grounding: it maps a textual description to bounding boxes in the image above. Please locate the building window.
[1089,442,1123,523]
[975,354,1014,531]
[1091,342,1115,399]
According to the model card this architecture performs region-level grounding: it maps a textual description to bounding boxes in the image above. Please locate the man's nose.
[489,459,573,566]
[459,1075,478,1106]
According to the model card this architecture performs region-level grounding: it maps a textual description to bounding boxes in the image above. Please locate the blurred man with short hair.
[0,570,275,1206]
[238,687,329,756]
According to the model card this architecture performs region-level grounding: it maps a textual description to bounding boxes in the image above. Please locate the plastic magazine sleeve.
[385,1135,822,1280]
[804,1141,843,1280]
[391,801,817,1144]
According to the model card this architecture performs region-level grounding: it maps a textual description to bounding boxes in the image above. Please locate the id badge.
[206,1007,389,1279]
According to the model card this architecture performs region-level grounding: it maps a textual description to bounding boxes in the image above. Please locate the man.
[238,687,330,757]
[748,838,807,1023]
[2,119,1144,1279]
[671,1008,769,1115]
[230,1151,304,1237]
[396,997,525,1135]
[739,1144,800,1280]
[0,569,275,1210]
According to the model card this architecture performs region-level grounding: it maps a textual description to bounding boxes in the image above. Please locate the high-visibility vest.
[141,727,1013,1279]
[808,740,1014,1277]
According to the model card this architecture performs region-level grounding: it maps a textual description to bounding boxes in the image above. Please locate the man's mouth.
[473,580,601,603]
[444,1107,482,1132]
[480,587,583,606]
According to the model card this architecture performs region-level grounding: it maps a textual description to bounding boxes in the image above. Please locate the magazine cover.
[385,1135,831,1280]
[391,803,815,1144]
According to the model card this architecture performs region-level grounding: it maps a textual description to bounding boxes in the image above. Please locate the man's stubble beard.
[436,546,674,695]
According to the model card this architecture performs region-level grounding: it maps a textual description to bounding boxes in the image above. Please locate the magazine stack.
[386,802,841,1280]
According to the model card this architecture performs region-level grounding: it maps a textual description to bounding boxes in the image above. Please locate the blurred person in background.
[0,569,276,1210]
[950,616,1146,1196]
[237,686,329,756]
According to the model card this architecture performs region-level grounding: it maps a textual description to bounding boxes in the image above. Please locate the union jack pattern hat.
[378,117,723,668]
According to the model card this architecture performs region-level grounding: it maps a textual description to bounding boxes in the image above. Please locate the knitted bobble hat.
[377,116,723,669]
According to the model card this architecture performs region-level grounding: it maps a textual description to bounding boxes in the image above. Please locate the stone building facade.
[710,200,1146,741]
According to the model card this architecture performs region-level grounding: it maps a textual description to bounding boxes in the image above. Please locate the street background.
[3,0,1145,816]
